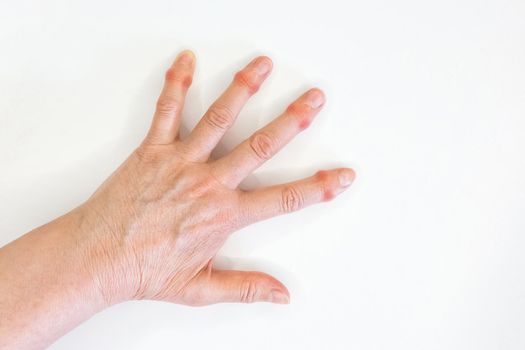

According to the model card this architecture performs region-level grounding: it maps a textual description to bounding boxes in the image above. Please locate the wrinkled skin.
[79,50,355,307]
[0,50,355,349]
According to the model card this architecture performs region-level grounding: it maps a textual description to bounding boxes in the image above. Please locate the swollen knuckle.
[249,132,274,160]
[315,171,336,201]
[280,186,304,213]
[205,104,234,131]
[286,101,310,117]
[234,70,259,94]
[165,68,192,87]
[156,98,180,116]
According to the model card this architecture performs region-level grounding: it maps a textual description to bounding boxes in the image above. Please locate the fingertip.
[306,88,326,109]
[310,87,325,99]
[258,55,273,67]
[252,55,273,76]
[338,168,356,188]
[176,49,196,66]
[316,168,355,201]
[270,288,290,304]
[259,273,289,304]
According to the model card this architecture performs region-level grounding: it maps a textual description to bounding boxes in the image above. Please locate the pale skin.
[0,51,355,349]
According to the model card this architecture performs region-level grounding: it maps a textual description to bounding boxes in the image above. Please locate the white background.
[1,0,524,349]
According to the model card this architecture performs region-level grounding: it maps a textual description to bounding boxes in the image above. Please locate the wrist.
[73,202,141,306]
[47,209,112,311]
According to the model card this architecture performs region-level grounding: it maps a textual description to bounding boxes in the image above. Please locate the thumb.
[182,269,290,306]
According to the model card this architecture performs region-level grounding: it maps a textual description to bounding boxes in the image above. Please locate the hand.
[0,50,356,348]
[74,50,356,306]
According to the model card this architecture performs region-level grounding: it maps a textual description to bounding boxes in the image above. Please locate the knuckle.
[165,68,192,87]
[234,70,259,94]
[156,98,180,117]
[185,180,211,199]
[286,101,311,118]
[240,279,258,303]
[315,170,330,182]
[134,145,161,165]
[205,104,234,131]
[315,171,336,201]
[249,132,274,160]
[280,185,304,213]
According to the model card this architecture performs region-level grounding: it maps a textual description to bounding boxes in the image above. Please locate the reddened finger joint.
[165,68,193,88]
[323,189,336,201]
[298,117,312,130]
[286,103,315,131]
[315,170,330,182]
[315,170,336,202]
[286,102,312,118]
[234,70,260,95]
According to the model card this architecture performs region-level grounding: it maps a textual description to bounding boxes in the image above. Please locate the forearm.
[0,209,106,349]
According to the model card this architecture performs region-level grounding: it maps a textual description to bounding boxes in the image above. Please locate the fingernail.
[176,50,195,65]
[270,289,290,304]
[254,57,272,76]
[339,169,355,187]
[306,89,325,109]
